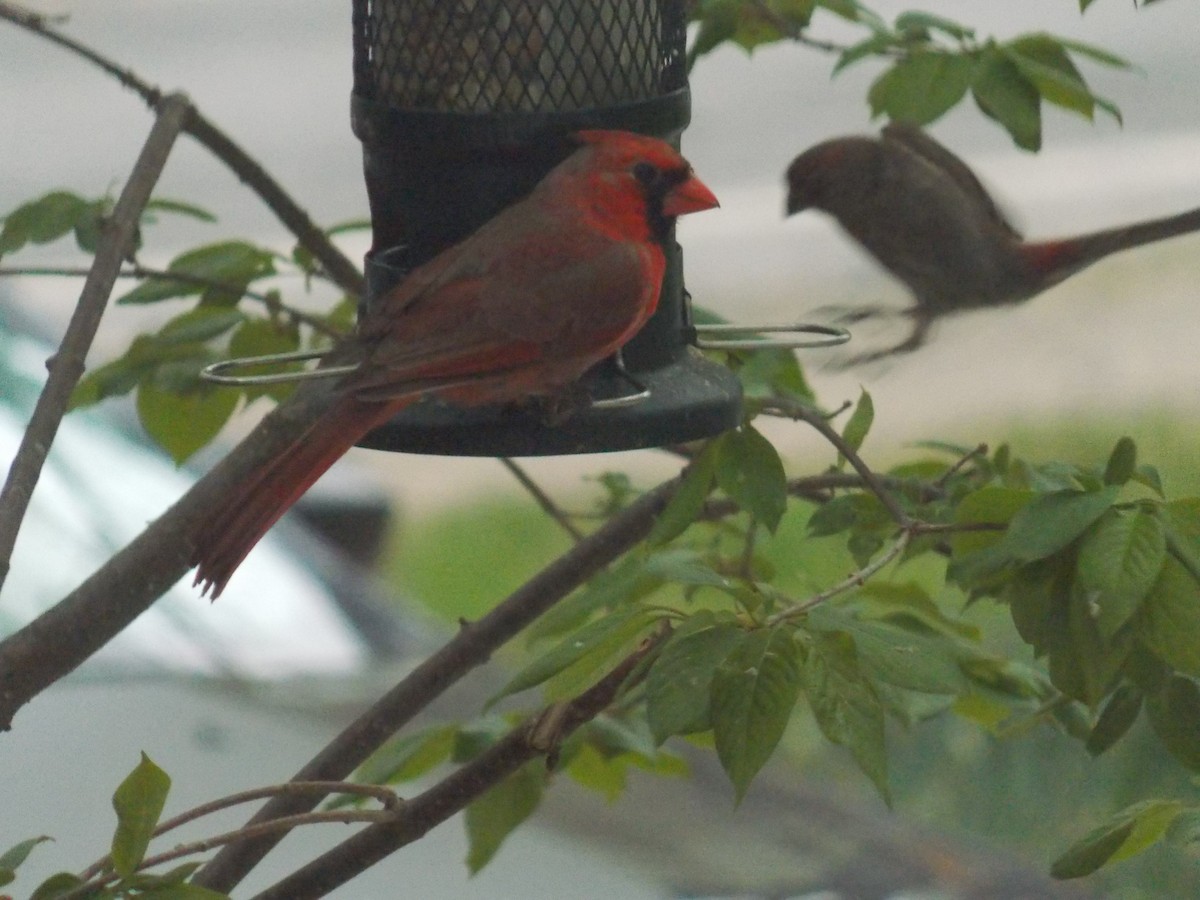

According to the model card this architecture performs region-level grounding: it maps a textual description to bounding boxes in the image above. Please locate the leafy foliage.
[686,1,1131,149]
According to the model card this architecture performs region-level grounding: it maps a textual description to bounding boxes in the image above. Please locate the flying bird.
[191,129,719,597]
[786,122,1200,363]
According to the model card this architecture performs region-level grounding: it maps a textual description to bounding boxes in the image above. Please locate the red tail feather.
[191,397,397,599]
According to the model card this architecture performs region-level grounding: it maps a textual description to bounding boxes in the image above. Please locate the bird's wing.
[882,121,1023,240]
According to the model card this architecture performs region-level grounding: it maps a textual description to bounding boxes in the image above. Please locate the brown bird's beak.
[663,173,720,217]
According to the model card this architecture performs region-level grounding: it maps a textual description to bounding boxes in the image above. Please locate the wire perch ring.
[691,322,851,351]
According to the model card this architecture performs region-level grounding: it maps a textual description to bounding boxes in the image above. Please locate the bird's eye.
[632,161,660,186]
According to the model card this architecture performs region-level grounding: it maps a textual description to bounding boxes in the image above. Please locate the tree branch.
[0,93,192,594]
[249,629,667,900]
[191,476,679,893]
[0,0,365,299]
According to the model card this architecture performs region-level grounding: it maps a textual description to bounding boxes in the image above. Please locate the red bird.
[191,130,718,597]
[786,122,1200,363]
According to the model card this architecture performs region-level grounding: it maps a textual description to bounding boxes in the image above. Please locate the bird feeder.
[206,1,848,455]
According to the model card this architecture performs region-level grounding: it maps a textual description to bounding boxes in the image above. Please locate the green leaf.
[118,240,275,305]
[1055,36,1133,70]
[1002,486,1120,562]
[804,630,889,801]
[144,197,218,222]
[1146,676,1200,771]
[1104,436,1137,486]
[492,608,654,703]
[1076,507,1166,637]
[465,762,544,874]
[868,50,975,126]
[1052,800,1183,878]
[111,752,171,878]
[526,555,658,643]
[806,494,859,537]
[834,31,899,75]
[350,724,457,791]
[227,317,302,402]
[136,378,240,464]
[715,425,788,532]
[649,440,720,545]
[0,190,89,256]
[1004,35,1098,121]
[972,45,1042,150]
[950,485,1035,557]
[711,626,802,802]
[157,307,246,346]
[807,607,968,695]
[894,11,973,40]
[1137,556,1200,677]
[0,835,51,886]
[30,872,86,899]
[646,611,745,742]
[838,388,873,467]
[1086,684,1142,756]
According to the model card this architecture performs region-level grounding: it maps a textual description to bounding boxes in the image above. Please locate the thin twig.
[768,528,913,624]
[249,627,669,900]
[191,476,681,893]
[937,442,988,489]
[499,457,585,542]
[0,265,346,339]
[62,810,392,900]
[0,0,365,298]
[748,0,854,54]
[0,93,191,595]
[763,396,913,527]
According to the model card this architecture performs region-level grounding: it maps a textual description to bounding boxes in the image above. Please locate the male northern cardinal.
[786,122,1200,362]
[191,130,718,597]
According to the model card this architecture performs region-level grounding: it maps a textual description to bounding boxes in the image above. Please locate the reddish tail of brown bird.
[1023,206,1200,288]
[191,396,395,599]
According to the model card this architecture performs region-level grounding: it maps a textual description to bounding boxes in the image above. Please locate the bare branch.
[0,0,365,298]
[0,93,191,594]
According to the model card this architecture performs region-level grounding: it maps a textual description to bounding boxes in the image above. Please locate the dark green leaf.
[30,872,87,900]
[111,752,171,878]
[1055,37,1133,70]
[73,199,110,253]
[894,11,973,40]
[807,494,859,537]
[649,439,720,545]
[526,556,658,643]
[136,378,240,464]
[715,425,788,532]
[1146,676,1200,771]
[1103,436,1137,486]
[868,51,975,125]
[838,388,873,466]
[0,835,51,886]
[646,611,745,742]
[950,486,1034,557]
[711,626,802,802]
[1003,486,1120,562]
[807,607,968,695]
[118,241,275,305]
[1137,556,1200,677]
[1053,800,1182,878]
[1004,35,1096,120]
[1076,507,1166,637]
[156,308,245,345]
[972,46,1042,150]
[493,608,654,703]
[351,725,457,791]
[0,190,89,256]
[834,32,899,75]
[465,762,544,874]
[804,630,889,801]
[144,198,218,222]
[1086,684,1142,756]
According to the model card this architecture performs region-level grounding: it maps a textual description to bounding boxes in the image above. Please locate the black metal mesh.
[353,0,687,112]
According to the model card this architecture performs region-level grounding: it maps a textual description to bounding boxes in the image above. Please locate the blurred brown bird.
[786,122,1200,363]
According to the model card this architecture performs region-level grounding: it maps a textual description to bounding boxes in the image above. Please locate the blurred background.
[2,1,1199,897]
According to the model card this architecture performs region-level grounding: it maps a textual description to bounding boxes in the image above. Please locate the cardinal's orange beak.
[663,173,720,217]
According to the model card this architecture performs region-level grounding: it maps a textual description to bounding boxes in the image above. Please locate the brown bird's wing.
[882,122,1022,240]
